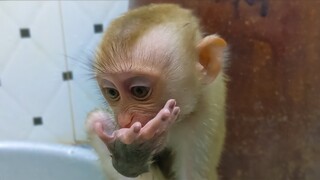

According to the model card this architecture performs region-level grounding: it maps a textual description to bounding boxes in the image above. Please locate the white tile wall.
[0,1,129,144]
[60,0,129,142]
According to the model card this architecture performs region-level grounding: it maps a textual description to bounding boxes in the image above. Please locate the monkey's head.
[94,4,226,129]
[93,4,227,177]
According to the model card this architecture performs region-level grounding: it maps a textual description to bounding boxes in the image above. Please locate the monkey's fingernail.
[169,101,175,109]
[133,125,141,133]
[131,122,141,133]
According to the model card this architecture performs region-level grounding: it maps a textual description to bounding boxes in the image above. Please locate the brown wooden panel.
[130,1,320,179]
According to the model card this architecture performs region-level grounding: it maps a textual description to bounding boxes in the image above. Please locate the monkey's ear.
[197,35,227,84]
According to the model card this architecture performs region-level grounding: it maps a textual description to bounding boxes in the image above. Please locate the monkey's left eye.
[130,86,151,100]
[106,88,120,100]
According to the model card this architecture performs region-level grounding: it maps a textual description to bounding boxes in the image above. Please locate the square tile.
[94,24,103,33]
[20,28,30,38]
[63,71,73,81]
[33,117,43,126]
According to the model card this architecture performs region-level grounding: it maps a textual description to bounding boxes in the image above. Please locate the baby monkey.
[86,3,227,180]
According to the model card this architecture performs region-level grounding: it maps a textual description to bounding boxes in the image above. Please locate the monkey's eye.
[130,86,151,100]
[106,88,120,100]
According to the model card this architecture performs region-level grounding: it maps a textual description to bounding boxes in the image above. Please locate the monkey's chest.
[153,148,175,179]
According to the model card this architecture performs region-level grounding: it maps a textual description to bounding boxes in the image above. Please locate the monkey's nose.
[117,114,132,128]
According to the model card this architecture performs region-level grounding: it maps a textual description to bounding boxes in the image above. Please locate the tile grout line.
[58,0,77,143]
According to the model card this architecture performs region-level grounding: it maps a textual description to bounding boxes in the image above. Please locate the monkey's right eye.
[106,88,120,100]
[130,86,151,100]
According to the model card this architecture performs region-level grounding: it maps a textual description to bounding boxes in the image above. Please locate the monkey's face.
[97,71,167,129]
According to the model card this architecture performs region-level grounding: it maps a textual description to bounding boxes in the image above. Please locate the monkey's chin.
[114,166,148,178]
[113,159,149,178]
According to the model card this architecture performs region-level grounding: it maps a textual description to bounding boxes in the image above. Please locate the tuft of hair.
[94,4,203,76]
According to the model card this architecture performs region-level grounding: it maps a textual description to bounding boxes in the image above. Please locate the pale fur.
[137,74,226,180]
[167,74,226,180]
[87,4,227,180]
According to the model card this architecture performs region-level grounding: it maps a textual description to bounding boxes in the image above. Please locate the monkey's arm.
[86,99,180,178]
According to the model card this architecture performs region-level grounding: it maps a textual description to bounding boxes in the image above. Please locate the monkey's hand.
[87,99,180,177]
[115,99,180,145]
[90,99,179,147]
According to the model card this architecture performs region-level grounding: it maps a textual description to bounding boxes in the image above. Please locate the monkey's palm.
[87,99,179,177]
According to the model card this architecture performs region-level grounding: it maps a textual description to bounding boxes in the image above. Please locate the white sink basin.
[0,141,106,180]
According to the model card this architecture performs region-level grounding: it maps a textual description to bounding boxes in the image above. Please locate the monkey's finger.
[139,99,176,140]
[116,122,142,144]
[86,110,114,133]
[172,107,180,120]
[173,107,180,115]
[155,106,180,132]
[140,109,171,140]
[94,122,116,144]
[166,99,176,114]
